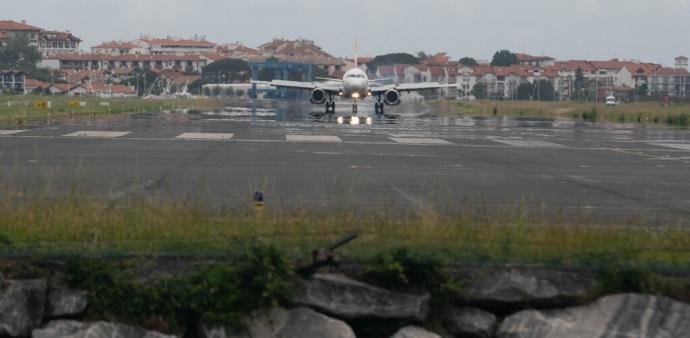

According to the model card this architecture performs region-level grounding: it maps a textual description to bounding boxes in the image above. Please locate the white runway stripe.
[175,132,234,140]
[0,130,26,135]
[649,143,690,151]
[286,135,342,143]
[492,139,565,148]
[63,131,130,138]
[390,137,452,145]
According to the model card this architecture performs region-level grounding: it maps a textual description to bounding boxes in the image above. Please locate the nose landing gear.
[325,98,335,115]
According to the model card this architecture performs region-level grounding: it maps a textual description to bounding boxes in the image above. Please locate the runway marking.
[649,143,690,151]
[390,137,452,145]
[492,139,565,148]
[286,135,342,143]
[0,130,26,135]
[63,131,131,138]
[175,132,234,140]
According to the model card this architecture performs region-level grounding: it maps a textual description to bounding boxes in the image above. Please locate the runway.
[2,103,690,224]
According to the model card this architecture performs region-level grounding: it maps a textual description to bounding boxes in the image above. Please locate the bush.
[582,107,598,121]
[365,247,447,291]
[666,113,689,127]
[65,242,292,333]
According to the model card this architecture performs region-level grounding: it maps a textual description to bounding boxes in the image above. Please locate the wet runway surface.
[2,102,690,224]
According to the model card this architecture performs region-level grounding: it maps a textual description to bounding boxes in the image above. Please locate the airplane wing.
[252,80,341,94]
[370,82,457,95]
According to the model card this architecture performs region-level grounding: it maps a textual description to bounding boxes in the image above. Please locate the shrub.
[65,242,292,333]
[582,107,598,121]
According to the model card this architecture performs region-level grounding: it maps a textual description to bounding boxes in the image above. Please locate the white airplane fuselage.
[341,68,369,100]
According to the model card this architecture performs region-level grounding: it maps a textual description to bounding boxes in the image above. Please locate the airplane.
[252,46,455,116]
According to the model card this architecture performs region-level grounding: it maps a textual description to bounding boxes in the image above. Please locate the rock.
[497,293,690,338]
[464,268,596,311]
[0,279,47,337]
[32,320,177,338]
[390,326,441,338]
[278,307,356,338]
[45,287,88,318]
[443,306,496,338]
[200,307,355,338]
[292,273,430,322]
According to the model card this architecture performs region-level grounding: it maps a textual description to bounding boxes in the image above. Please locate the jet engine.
[383,89,401,106]
[309,88,327,104]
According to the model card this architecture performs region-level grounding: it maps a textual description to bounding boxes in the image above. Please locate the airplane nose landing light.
[350,116,360,125]
[337,116,344,125]
[366,117,373,125]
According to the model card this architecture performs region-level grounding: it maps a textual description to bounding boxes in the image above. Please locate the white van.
[605,96,617,106]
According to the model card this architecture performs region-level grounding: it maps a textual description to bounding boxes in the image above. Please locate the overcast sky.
[3,0,689,65]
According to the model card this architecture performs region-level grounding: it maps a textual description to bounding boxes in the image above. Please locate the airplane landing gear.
[374,97,384,116]
[352,103,358,115]
[325,100,335,115]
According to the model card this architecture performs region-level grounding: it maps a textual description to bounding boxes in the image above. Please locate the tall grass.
[434,100,690,126]
[0,189,688,273]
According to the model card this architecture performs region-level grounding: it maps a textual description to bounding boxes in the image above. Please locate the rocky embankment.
[1,269,689,338]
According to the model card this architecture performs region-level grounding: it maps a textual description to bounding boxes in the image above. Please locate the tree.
[516,82,533,100]
[635,83,649,98]
[471,83,487,100]
[573,67,586,100]
[202,58,251,83]
[459,57,478,67]
[124,69,160,96]
[0,34,42,71]
[532,79,556,101]
[417,51,429,60]
[367,53,419,73]
[491,50,518,67]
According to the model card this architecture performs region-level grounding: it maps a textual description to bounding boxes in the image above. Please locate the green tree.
[491,50,518,67]
[368,53,419,73]
[532,79,556,101]
[0,34,41,71]
[471,83,487,100]
[417,51,429,60]
[516,82,533,100]
[459,57,478,67]
[573,67,586,100]
[124,69,160,96]
[202,58,251,83]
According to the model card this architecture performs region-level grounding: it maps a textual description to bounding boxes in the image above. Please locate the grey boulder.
[0,278,47,337]
[498,293,690,338]
[390,326,441,338]
[45,288,88,318]
[464,268,596,309]
[443,307,496,338]
[201,307,355,338]
[32,320,177,338]
[292,273,429,322]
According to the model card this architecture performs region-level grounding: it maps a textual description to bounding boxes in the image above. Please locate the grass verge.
[0,95,221,124]
[433,100,690,126]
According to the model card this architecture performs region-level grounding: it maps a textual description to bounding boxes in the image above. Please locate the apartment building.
[0,20,80,55]
[0,69,25,93]
[41,53,208,73]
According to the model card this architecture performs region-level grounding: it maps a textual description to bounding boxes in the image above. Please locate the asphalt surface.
[2,101,690,224]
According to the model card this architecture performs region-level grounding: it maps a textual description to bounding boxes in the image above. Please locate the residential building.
[0,69,25,93]
[516,53,555,67]
[38,30,81,55]
[675,56,689,70]
[0,20,80,55]
[257,38,345,75]
[133,36,217,55]
[41,53,208,74]
[92,41,147,55]
[24,78,49,94]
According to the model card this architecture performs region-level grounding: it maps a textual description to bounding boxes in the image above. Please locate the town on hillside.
[1,19,689,101]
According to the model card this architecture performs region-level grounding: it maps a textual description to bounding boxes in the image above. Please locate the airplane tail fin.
[354,39,358,68]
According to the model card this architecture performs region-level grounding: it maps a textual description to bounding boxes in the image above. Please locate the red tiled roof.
[86,83,136,95]
[94,41,139,49]
[259,39,335,59]
[41,30,81,42]
[142,38,216,47]
[551,60,595,72]
[516,53,555,62]
[0,20,42,31]
[48,53,206,62]
[25,78,49,88]
[590,59,628,70]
